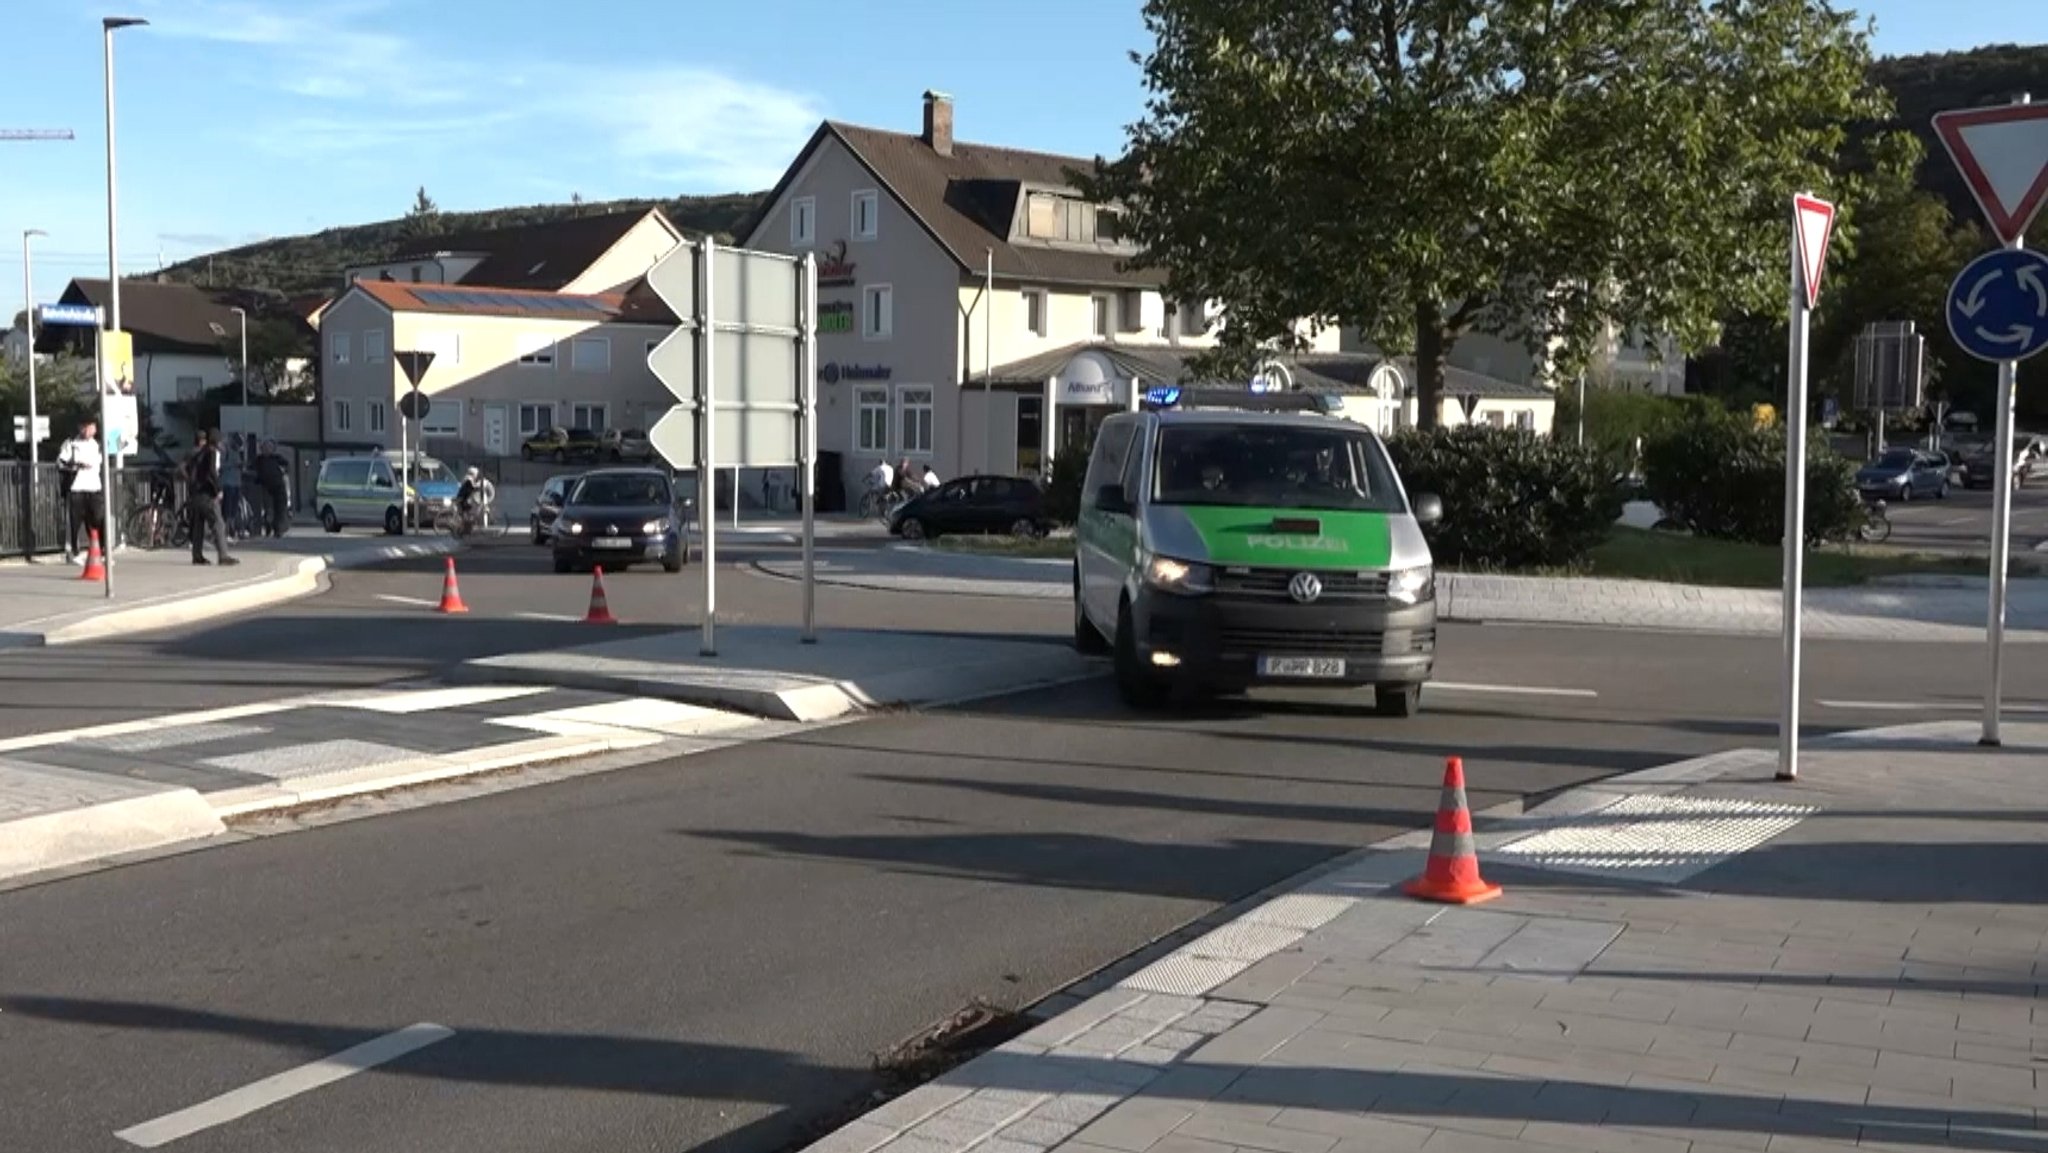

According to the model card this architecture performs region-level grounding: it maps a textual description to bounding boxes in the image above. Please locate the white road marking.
[1817,699,2048,714]
[113,1023,454,1148]
[1428,681,1599,699]
[373,593,439,607]
[1935,515,1978,527]
[514,611,584,622]
[492,697,758,738]
[309,686,554,713]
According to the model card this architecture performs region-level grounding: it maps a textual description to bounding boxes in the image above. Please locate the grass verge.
[1558,526,2004,587]
[933,535,1076,559]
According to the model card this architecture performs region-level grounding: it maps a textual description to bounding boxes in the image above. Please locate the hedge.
[1385,426,1623,569]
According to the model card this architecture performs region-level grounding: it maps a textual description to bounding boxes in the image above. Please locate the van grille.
[1214,568,1390,601]
[1220,627,1435,657]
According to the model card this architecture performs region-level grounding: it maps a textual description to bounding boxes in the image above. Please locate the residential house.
[1343,321,1686,400]
[343,208,683,296]
[741,91,1361,497]
[317,279,679,459]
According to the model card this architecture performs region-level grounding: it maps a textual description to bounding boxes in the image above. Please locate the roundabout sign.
[1946,247,2048,363]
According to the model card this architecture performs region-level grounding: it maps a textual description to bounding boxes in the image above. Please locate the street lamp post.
[231,304,248,422]
[102,15,146,597]
[23,229,47,561]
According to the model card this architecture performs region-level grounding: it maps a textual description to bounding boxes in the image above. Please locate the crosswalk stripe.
[489,697,758,739]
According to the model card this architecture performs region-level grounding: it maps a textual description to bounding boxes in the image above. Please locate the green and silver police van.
[1072,408,1442,716]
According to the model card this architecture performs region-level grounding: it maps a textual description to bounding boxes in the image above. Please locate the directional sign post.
[646,239,817,653]
[1934,94,2048,747]
[1779,192,1836,783]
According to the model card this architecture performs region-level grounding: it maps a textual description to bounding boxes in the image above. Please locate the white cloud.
[138,0,825,190]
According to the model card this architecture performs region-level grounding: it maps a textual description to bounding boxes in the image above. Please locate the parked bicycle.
[125,488,190,552]
[859,486,907,522]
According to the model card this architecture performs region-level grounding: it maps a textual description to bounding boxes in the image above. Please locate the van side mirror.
[1413,492,1444,526]
[1095,483,1131,514]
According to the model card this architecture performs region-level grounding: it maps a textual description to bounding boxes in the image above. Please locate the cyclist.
[453,467,495,533]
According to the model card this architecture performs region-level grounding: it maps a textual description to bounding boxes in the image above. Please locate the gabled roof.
[36,279,245,356]
[750,120,1165,290]
[360,208,677,291]
[346,278,676,325]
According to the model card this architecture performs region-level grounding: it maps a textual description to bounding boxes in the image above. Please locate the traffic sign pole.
[1780,193,1836,783]
[800,251,819,645]
[1983,224,2022,747]
[700,238,718,658]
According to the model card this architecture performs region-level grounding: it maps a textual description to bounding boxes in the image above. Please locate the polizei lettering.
[1245,534,1347,552]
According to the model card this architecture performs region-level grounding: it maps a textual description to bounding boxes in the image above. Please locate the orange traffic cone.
[583,567,618,624]
[1402,757,1503,905]
[79,529,106,582]
[436,556,469,614]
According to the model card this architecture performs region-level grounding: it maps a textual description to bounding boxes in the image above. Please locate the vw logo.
[606,524,618,534]
[1287,572,1323,604]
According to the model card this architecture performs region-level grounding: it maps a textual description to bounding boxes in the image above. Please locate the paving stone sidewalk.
[805,722,2048,1153]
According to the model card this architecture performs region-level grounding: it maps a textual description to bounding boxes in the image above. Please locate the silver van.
[315,454,455,534]
[1073,409,1441,715]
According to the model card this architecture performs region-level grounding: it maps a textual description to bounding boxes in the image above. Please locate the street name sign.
[37,303,100,327]
[1933,102,2048,246]
[1946,247,2048,363]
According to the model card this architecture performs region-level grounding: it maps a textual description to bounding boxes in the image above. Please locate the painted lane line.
[113,1022,454,1148]
[514,611,584,622]
[373,593,439,608]
[308,686,555,714]
[1429,681,1599,699]
[1817,699,2048,714]
[1936,515,1979,527]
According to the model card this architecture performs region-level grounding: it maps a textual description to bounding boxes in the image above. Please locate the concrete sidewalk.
[0,532,459,649]
[753,550,2048,642]
[806,720,2048,1153]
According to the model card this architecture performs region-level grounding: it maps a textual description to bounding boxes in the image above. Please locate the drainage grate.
[1494,793,1817,885]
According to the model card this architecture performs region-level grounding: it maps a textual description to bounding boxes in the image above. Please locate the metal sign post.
[1779,193,1837,783]
[800,252,819,644]
[700,239,719,657]
[1932,94,2048,747]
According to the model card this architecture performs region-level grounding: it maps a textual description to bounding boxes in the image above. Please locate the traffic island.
[456,626,1105,722]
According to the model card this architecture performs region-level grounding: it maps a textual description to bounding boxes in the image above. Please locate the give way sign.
[1794,193,1835,311]
[1933,102,2048,245]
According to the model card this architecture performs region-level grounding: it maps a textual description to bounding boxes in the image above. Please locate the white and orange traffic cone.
[1402,757,1503,905]
[436,556,469,614]
[583,566,618,624]
[79,529,106,582]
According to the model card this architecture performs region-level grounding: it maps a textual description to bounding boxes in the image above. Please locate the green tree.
[400,186,442,240]
[1079,0,1889,427]
[0,354,100,448]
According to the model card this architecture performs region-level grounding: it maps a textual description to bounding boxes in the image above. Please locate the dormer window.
[1024,193,1101,244]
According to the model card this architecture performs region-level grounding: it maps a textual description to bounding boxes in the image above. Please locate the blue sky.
[2,0,2041,311]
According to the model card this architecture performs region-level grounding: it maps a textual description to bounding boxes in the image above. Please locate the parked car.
[602,428,655,462]
[520,427,603,462]
[1959,442,2035,490]
[887,475,1052,541]
[1854,448,1949,501]
[551,467,687,573]
[529,474,576,545]
[314,452,458,535]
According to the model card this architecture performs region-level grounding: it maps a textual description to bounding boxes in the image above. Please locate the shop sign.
[818,239,857,288]
[820,362,891,384]
[818,300,854,335]
[1056,377,1124,406]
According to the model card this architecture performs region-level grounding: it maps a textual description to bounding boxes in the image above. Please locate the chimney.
[922,90,954,157]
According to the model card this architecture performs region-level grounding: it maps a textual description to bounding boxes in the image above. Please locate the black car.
[529,474,576,545]
[888,475,1051,541]
[551,468,687,573]
[1960,443,2034,490]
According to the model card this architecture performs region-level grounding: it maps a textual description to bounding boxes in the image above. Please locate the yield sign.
[1932,102,2048,246]
[1793,193,1836,311]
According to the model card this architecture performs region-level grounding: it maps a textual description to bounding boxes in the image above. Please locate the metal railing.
[0,462,162,559]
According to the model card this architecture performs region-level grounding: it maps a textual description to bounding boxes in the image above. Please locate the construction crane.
[1,129,75,141]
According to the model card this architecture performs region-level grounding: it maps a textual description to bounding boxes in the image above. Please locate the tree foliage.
[1080,0,1889,428]
[400,186,443,240]
[0,355,100,450]
[1643,407,1863,545]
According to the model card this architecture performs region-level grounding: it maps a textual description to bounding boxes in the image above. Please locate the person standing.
[56,419,105,563]
[256,439,291,537]
[186,430,238,566]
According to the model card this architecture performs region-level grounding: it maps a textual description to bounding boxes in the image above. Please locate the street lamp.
[22,229,47,561]
[101,14,145,596]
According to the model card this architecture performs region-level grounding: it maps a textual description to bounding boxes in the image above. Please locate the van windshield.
[409,461,453,484]
[1152,424,1407,513]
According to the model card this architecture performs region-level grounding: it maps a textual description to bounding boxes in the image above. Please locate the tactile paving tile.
[82,722,272,754]
[1493,793,1817,885]
[204,740,424,782]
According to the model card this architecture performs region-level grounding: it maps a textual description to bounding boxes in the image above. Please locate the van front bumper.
[1130,586,1436,689]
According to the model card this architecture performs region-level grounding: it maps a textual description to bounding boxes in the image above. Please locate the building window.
[420,398,461,438]
[175,376,205,401]
[899,385,934,455]
[863,284,893,340]
[571,403,607,433]
[1091,295,1113,339]
[419,330,461,366]
[330,332,350,365]
[1022,289,1046,337]
[518,335,555,367]
[331,398,353,432]
[1513,410,1535,432]
[791,196,816,246]
[1027,194,1058,239]
[1179,301,1207,337]
[364,329,386,364]
[854,386,890,454]
[368,400,387,433]
[409,265,423,283]
[1485,410,1506,429]
[1058,199,1095,243]
[519,403,556,437]
[571,336,611,373]
[852,190,879,241]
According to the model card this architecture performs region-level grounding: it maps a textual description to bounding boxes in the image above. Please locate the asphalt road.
[6,550,2048,1151]
[1876,473,2048,555]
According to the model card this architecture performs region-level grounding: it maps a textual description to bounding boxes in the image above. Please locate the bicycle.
[1856,498,1891,544]
[859,487,907,522]
[126,494,191,552]
[433,500,492,539]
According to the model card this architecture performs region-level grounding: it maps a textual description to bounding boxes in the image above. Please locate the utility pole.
[6,131,72,564]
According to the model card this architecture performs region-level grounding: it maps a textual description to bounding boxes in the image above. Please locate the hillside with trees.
[155,190,766,296]
[1869,44,2048,223]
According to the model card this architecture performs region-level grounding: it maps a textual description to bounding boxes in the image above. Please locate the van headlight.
[1389,564,1434,605]
[1144,554,1213,595]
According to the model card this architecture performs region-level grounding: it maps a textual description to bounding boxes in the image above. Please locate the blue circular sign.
[1946,247,2048,364]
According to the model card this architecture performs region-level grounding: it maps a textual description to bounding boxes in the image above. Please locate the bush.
[1044,429,1095,526]
[1641,408,1862,546]
[1385,426,1624,569]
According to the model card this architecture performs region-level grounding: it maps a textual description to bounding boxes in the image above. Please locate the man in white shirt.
[56,420,105,562]
[866,458,894,494]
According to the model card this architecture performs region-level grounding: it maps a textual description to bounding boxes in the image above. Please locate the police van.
[1072,408,1441,715]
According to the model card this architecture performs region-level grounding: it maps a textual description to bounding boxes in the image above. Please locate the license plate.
[1259,656,1346,678]
[592,536,632,549]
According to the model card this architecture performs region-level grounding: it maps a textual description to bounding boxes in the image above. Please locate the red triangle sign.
[1933,102,2048,246]
[1793,194,1835,311]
